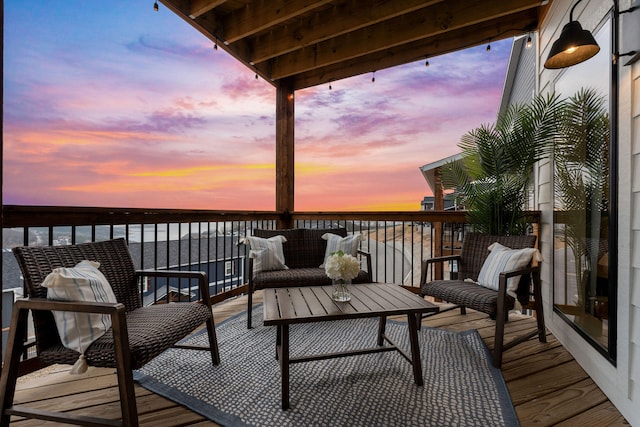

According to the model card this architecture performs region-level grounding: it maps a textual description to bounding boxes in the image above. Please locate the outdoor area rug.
[133,305,519,427]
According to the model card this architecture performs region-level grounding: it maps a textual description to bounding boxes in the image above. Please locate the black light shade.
[544,20,600,69]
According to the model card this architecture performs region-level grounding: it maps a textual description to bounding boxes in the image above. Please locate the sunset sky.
[3,1,512,211]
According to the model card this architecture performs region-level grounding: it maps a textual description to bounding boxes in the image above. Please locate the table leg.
[407,313,424,386]
[377,315,387,346]
[280,324,290,409]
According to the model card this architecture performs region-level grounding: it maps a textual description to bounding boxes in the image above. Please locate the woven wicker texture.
[253,228,347,269]
[12,238,212,369]
[421,233,537,317]
[253,267,370,288]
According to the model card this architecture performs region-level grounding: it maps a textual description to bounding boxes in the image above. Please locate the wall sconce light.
[544,0,600,69]
[287,92,294,101]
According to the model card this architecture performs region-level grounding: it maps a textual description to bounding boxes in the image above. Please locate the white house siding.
[537,0,639,425]
[510,42,537,107]
[630,56,640,414]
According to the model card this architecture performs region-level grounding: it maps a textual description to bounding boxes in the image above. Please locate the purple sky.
[3,1,511,211]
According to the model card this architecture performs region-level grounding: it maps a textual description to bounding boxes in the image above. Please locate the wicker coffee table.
[262,283,439,409]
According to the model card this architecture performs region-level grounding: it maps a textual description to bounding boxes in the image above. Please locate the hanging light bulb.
[425,60,430,68]
[329,84,332,90]
[371,71,375,83]
[526,35,533,49]
[154,1,159,11]
[486,44,491,52]
[255,73,258,80]
[214,42,218,51]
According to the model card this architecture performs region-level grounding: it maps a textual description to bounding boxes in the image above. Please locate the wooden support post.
[433,167,444,280]
[275,80,294,229]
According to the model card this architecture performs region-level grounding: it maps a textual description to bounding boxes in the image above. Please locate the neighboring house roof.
[418,153,462,194]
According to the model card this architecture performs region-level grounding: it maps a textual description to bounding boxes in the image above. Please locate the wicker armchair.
[0,238,220,427]
[420,232,545,367]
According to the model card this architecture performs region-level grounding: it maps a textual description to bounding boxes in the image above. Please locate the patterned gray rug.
[133,306,519,427]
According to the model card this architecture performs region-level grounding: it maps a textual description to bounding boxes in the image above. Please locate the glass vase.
[332,278,351,302]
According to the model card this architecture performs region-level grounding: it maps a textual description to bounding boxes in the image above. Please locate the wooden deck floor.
[10,293,630,426]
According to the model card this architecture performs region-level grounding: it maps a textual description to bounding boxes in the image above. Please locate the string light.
[329,84,332,90]
[486,44,491,52]
[425,60,430,68]
[255,73,258,79]
[214,37,218,51]
[526,35,533,49]
[371,71,375,83]
[153,1,159,11]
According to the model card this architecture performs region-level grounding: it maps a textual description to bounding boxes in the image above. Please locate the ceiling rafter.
[222,0,335,44]
[188,0,228,19]
[248,0,442,64]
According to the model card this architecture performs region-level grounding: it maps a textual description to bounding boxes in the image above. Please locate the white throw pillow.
[42,260,117,373]
[244,235,288,273]
[476,242,541,297]
[320,233,361,267]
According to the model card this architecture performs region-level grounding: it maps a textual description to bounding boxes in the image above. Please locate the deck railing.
[1,205,540,367]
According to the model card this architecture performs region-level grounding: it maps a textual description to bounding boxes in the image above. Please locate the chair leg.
[493,312,506,368]
[494,277,508,368]
[0,306,29,427]
[110,308,139,427]
[247,285,254,329]
[205,317,221,365]
[532,271,547,343]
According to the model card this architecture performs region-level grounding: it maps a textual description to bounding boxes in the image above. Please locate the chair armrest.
[497,265,541,303]
[499,265,540,280]
[357,249,373,282]
[420,255,462,286]
[135,270,211,304]
[424,254,461,265]
[14,298,124,315]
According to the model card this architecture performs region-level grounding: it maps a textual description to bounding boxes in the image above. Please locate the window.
[225,261,235,277]
[553,14,616,361]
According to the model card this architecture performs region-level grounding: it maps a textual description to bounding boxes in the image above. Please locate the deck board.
[10,292,629,426]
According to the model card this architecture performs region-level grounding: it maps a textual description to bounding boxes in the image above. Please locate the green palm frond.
[444,92,564,236]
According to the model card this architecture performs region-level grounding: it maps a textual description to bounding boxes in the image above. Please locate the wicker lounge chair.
[420,232,545,367]
[0,238,220,427]
[246,228,372,328]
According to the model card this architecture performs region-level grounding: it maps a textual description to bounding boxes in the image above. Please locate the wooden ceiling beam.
[188,0,228,18]
[268,0,542,80]
[249,0,442,64]
[222,0,334,44]
[290,9,539,90]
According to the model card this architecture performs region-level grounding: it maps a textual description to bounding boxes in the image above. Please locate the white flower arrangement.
[324,250,360,281]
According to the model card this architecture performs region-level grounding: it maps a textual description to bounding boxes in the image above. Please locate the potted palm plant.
[443,93,563,236]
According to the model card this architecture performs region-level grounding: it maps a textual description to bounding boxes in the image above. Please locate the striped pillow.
[245,235,288,272]
[320,233,361,267]
[476,242,539,297]
[42,260,117,357]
